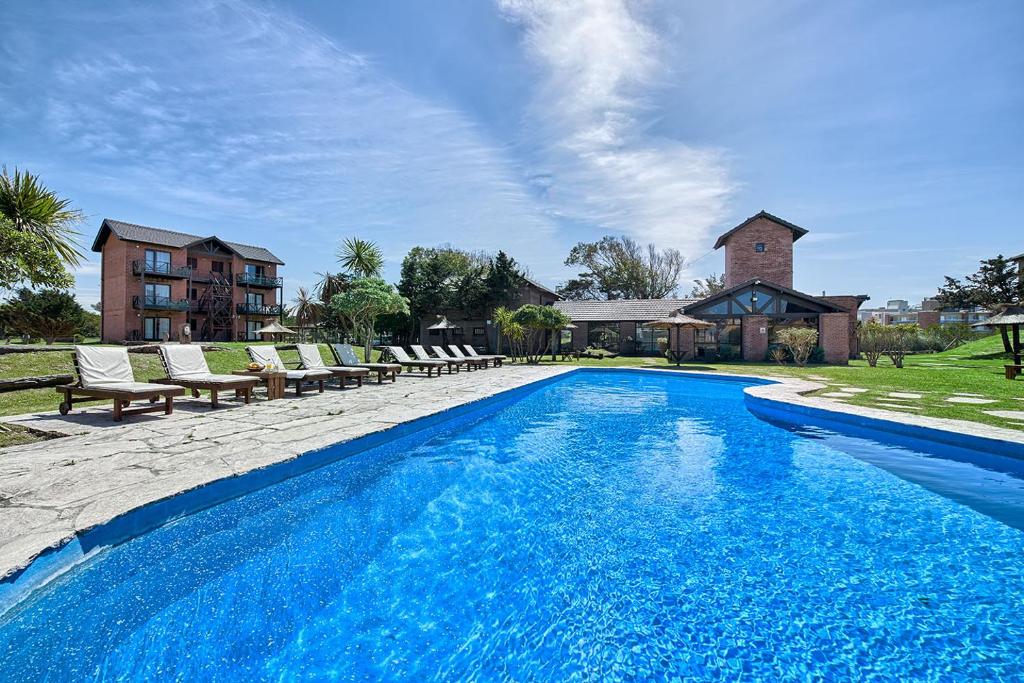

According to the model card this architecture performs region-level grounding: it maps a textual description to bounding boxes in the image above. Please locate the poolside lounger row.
[56,343,506,420]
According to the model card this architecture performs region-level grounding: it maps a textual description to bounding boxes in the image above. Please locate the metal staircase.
[198,274,234,341]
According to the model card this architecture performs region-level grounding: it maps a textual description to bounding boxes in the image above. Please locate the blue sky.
[2,0,1021,308]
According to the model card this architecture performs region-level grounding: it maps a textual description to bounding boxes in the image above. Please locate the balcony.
[132,295,192,311]
[236,272,283,288]
[236,303,284,316]
[132,260,193,278]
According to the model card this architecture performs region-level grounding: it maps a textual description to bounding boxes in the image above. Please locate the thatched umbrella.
[428,316,460,346]
[973,304,1024,370]
[255,320,296,342]
[642,310,714,366]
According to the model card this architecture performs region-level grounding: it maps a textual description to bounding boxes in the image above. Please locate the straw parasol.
[254,320,296,342]
[642,310,714,366]
[973,304,1024,367]
[428,316,460,345]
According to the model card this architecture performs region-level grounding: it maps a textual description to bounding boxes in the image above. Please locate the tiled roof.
[92,219,284,264]
[554,298,696,322]
[713,210,809,250]
[523,277,561,299]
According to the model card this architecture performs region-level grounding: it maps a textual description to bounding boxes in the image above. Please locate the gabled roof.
[713,210,809,250]
[91,219,284,265]
[554,298,697,322]
[683,278,845,314]
[523,277,561,299]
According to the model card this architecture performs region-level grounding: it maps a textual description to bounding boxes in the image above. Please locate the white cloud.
[498,0,733,258]
[23,0,564,293]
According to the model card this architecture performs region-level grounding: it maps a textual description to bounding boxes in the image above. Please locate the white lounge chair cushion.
[410,345,443,362]
[296,344,327,370]
[247,345,285,368]
[389,346,442,364]
[286,369,331,380]
[76,346,136,388]
[85,381,178,394]
[160,344,212,379]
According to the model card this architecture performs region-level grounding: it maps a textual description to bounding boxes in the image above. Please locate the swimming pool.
[1,370,1023,680]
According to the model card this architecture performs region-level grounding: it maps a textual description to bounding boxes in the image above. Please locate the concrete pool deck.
[2,365,1023,584]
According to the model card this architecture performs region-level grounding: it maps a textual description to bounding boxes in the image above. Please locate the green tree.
[483,251,525,309]
[559,235,685,300]
[337,237,384,278]
[0,215,74,289]
[857,320,886,367]
[329,277,410,359]
[0,167,84,267]
[936,255,1021,309]
[1,288,89,343]
[492,305,521,357]
[775,327,818,367]
[689,273,726,299]
[315,271,352,305]
[883,324,919,368]
[511,304,571,364]
[397,246,488,340]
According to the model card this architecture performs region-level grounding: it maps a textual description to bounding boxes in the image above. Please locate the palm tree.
[337,237,384,278]
[0,167,84,266]
[314,271,351,304]
[290,287,322,341]
[492,305,522,358]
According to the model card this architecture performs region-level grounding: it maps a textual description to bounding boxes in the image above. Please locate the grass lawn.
[0,336,1021,438]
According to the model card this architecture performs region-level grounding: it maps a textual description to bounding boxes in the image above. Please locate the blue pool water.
[2,370,1024,680]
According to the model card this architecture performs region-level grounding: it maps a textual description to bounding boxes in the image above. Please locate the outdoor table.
[233,370,288,400]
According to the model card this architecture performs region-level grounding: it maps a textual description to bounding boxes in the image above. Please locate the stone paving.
[0,364,573,580]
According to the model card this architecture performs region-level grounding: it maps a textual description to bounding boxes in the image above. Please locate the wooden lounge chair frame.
[57,351,185,422]
[411,345,468,373]
[295,344,368,389]
[329,344,400,383]
[152,345,259,408]
[246,346,330,395]
[381,346,445,377]
[432,345,486,370]
[461,344,505,366]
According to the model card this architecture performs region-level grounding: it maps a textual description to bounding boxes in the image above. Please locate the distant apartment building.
[92,219,285,343]
[858,297,991,329]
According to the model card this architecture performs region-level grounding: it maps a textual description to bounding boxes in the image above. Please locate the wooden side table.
[233,370,287,400]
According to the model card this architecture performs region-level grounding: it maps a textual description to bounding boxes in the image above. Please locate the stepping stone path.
[984,410,1024,422]
[840,387,868,394]
[953,392,984,397]
[888,392,923,400]
[877,402,922,410]
[806,376,830,382]
[945,396,997,405]
[821,392,852,398]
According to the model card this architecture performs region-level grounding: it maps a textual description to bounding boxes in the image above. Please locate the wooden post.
[1014,324,1021,366]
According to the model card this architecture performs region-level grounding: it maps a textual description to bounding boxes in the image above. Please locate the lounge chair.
[57,346,185,421]
[296,344,369,389]
[246,345,332,395]
[329,343,400,383]
[450,345,501,368]
[411,344,466,373]
[382,346,445,377]
[432,345,485,370]
[461,344,505,366]
[154,344,260,408]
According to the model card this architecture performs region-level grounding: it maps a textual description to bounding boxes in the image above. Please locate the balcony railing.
[236,272,283,288]
[236,303,284,316]
[132,260,193,278]
[132,295,192,311]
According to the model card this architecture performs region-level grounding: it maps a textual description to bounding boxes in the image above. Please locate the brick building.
[555,211,869,364]
[92,219,285,343]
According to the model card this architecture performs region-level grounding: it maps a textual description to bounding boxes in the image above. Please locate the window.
[190,288,198,300]
[472,327,486,336]
[211,260,224,273]
[755,243,766,253]
[246,292,264,307]
[144,283,171,305]
[452,327,464,336]
[635,326,669,355]
[588,324,620,352]
[246,321,262,341]
[245,263,264,277]
[186,257,197,269]
[428,329,440,337]
[143,317,171,340]
[144,249,171,274]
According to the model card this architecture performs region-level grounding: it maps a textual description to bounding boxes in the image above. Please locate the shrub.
[858,320,886,367]
[768,345,787,365]
[775,328,819,367]
[883,324,918,369]
[809,346,826,364]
